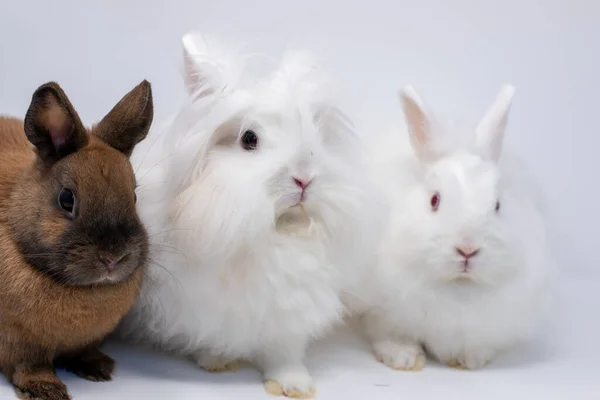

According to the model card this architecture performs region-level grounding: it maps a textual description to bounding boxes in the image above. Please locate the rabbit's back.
[0,117,30,154]
[0,118,35,208]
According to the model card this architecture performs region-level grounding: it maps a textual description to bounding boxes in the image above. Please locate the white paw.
[263,368,315,398]
[373,339,426,371]
[193,352,240,373]
[448,350,495,370]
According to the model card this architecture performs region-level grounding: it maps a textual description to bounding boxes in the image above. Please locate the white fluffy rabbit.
[119,33,385,397]
[362,85,556,371]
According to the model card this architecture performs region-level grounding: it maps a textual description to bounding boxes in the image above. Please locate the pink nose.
[456,246,480,259]
[98,252,127,270]
[294,177,311,190]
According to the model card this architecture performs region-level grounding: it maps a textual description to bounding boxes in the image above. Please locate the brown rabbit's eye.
[58,188,75,214]
[430,192,440,212]
[240,130,258,151]
[134,192,137,204]
[495,200,500,212]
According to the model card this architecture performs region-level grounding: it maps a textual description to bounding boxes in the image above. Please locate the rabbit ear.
[399,85,437,163]
[182,32,242,99]
[93,80,154,157]
[475,85,515,162]
[24,82,89,166]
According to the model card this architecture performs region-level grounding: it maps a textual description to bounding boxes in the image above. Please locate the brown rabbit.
[0,80,153,400]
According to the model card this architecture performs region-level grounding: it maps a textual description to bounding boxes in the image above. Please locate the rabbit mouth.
[453,260,475,278]
[275,203,317,237]
[460,260,472,273]
[274,192,310,218]
[95,268,129,284]
[444,269,477,283]
[73,262,137,286]
[446,264,493,285]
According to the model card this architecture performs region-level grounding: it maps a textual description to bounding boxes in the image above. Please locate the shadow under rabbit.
[50,318,562,394]
[94,341,261,385]
[322,319,559,374]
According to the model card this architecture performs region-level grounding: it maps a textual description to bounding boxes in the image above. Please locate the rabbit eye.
[241,130,259,151]
[430,192,440,212]
[134,192,137,204]
[495,200,500,212]
[58,188,75,214]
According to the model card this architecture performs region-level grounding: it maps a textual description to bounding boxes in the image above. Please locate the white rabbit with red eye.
[119,33,386,398]
[362,85,556,371]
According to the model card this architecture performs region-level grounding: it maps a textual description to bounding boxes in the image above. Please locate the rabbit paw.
[447,360,469,370]
[194,353,240,373]
[63,349,114,382]
[447,351,493,370]
[263,363,315,398]
[204,360,241,373]
[260,346,315,398]
[15,381,70,400]
[373,339,426,371]
[264,376,316,399]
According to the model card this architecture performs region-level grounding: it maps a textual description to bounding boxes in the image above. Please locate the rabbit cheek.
[40,214,69,245]
[15,214,71,283]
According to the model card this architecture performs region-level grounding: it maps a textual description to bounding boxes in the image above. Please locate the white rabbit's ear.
[400,85,436,163]
[181,32,242,99]
[475,85,515,162]
[182,33,204,95]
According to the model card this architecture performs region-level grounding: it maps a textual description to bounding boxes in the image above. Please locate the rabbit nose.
[456,246,480,259]
[294,177,312,190]
[98,252,128,270]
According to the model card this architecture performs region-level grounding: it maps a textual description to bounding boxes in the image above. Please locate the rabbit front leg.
[193,350,240,373]
[446,347,498,370]
[363,312,426,371]
[56,346,115,382]
[256,339,315,399]
[372,338,426,371]
[0,339,69,400]
[11,362,69,400]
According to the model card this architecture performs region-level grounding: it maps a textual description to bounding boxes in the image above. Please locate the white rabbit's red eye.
[241,130,259,151]
[430,192,440,211]
[495,200,500,212]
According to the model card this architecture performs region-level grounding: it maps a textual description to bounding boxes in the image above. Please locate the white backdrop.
[1,1,598,399]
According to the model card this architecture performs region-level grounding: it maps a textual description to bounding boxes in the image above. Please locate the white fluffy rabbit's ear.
[400,85,437,163]
[475,84,516,162]
[181,32,242,99]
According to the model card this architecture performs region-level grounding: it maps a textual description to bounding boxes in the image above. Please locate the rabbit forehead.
[428,151,499,205]
[247,107,320,142]
[216,98,329,152]
[209,67,337,144]
[55,139,137,205]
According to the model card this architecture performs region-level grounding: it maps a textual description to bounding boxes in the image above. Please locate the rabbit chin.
[442,269,485,285]
[275,203,320,238]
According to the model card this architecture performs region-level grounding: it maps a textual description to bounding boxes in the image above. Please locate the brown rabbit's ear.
[24,82,89,165]
[94,80,154,157]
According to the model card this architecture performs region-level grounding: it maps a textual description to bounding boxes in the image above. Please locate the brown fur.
[0,80,153,400]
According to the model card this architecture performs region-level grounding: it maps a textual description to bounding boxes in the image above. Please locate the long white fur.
[119,32,386,397]
[362,85,556,371]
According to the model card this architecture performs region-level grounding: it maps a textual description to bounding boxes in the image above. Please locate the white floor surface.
[0,274,595,400]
